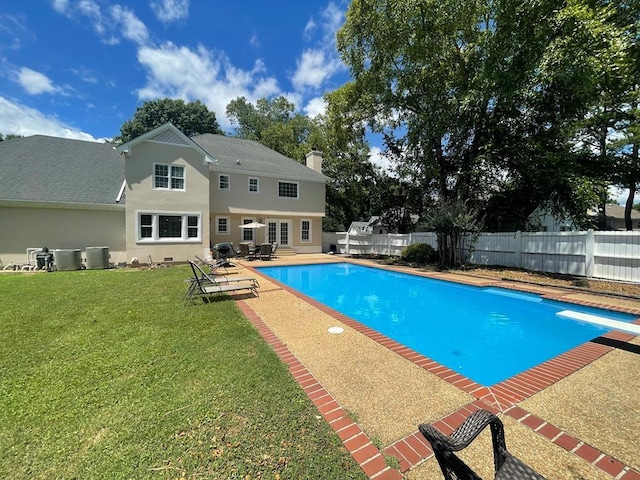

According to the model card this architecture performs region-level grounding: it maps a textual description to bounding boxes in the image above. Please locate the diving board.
[483,288,542,302]
[557,310,640,336]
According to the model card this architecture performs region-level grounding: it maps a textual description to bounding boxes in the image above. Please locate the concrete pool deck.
[229,254,640,480]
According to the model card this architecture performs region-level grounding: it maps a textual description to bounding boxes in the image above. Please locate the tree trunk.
[625,97,639,231]
[625,182,636,230]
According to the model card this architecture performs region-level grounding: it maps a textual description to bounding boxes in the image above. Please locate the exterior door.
[267,219,291,247]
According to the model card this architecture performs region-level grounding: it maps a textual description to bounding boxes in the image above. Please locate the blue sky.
[0,0,353,142]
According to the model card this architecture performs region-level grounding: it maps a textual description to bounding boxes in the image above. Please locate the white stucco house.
[0,123,328,267]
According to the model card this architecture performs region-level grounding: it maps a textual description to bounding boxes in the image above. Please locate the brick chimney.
[305,150,323,173]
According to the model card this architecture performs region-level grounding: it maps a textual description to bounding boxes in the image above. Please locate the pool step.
[273,247,296,257]
[556,310,640,336]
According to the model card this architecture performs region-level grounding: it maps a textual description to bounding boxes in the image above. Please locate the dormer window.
[154,164,184,190]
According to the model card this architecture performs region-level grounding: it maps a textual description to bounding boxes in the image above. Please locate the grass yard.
[0,266,366,479]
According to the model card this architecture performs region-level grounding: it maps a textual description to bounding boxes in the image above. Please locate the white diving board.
[557,310,640,336]
[484,288,542,302]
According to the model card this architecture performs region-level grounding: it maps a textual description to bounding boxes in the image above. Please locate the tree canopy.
[116,98,222,144]
[0,133,23,142]
[226,96,320,162]
[333,0,635,230]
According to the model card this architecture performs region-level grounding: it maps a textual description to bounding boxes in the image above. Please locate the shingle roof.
[191,133,328,183]
[0,135,125,206]
[604,203,640,220]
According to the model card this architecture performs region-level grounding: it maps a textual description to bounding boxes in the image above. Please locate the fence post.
[585,229,594,278]
[515,231,522,268]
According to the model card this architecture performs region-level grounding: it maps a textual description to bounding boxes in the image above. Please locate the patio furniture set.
[238,242,277,261]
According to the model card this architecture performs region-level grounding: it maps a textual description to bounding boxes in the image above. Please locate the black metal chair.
[238,243,254,259]
[259,243,273,260]
[419,409,545,480]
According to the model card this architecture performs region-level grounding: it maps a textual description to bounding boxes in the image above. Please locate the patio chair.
[259,243,273,260]
[238,242,256,259]
[185,260,259,303]
[189,259,259,287]
[271,242,278,258]
[418,409,545,480]
[194,255,229,274]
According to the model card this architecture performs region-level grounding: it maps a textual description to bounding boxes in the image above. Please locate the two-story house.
[0,122,327,267]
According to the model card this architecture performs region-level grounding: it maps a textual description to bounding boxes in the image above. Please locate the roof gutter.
[0,199,125,211]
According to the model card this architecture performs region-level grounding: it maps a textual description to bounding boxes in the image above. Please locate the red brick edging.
[237,300,404,479]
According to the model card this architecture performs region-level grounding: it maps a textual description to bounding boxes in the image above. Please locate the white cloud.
[16,67,60,95]
[303,18,317,41]
[70,67,98,84]
[150,0,189,24]
[249,32,260,48]
[369,146,394,173]
[0,96,98,141]
[292,49,342,90]
[291,3,345,92]
[110,5,149,45]
[78,0,107,36]
[51,0,70,14]
[303,96,326,118]
[136,42,281,130]
[319,2,344,40]
[51,0,148,46]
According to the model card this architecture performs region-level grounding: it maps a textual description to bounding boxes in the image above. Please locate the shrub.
[400,243,436,264]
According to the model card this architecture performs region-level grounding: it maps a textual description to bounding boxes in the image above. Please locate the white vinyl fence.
[323,230,640,283]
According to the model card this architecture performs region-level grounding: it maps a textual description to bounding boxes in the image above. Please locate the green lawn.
[0,266,366,479]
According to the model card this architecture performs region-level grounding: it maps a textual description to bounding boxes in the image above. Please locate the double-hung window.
[278,181,298,199]
[154,164,185,190]
[216,216,230,235]
[137,212,201,242]
[301,220,311,242]
[248,177,259,193]
[219,174,230,191]
[140,214,153,238]
[242,218,255,242]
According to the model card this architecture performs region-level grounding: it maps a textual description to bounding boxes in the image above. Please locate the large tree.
[572,1,640,230]
[226,96,317,161]
[333,0,627,230]
[116,98,222,144]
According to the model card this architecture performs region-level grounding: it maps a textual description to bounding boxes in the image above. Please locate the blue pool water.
[258,263,637,386]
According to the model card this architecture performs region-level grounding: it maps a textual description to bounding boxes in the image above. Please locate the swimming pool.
[257,262,637,386]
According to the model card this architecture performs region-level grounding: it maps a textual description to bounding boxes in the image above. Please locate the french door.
[266,219,291,247]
